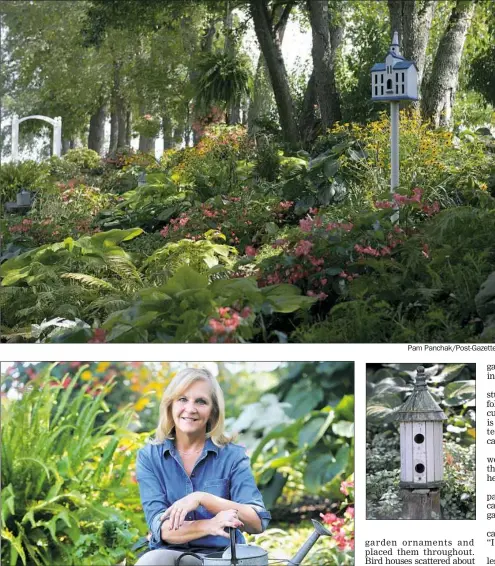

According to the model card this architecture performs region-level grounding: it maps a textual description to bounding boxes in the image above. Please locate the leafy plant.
[98,266,316,343]
[0,228,144,340]
[231,362,354,507]
[195,52,252,116]
[0,161,50,203]
[1,368,139,565]
[63,148,101,171]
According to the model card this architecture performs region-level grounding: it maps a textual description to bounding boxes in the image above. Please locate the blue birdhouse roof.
[371,60,417,72]
[394,61,415,70]
[387,50,405,60]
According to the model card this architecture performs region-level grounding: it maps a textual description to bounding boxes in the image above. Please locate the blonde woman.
[135,368,271,566]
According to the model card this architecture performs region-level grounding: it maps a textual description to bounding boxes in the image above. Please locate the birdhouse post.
[371,32,418,200]
[392,366,446,519]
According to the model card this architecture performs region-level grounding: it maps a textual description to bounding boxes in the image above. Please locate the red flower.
[88,328,106,343]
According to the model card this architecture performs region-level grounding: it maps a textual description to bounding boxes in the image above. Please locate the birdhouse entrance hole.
[415,463,425,474]
[414,433,425,444]
[386,79,392,91]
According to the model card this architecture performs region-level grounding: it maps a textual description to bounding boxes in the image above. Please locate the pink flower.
[299,217,313,233]
[340,479,354,496]
[295,240,313,257]
[320,512,338,525]
[245,245,257,257]
[375,199,393,209]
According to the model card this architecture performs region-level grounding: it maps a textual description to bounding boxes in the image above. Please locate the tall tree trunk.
[248,2,290,135]
[109,107,118,154]
[125,110,132,146]
[421,0,475,127]
[139,135,155,154]
[61,139,75,155]
[224,2,241,125]
[162,115,174,150]
[307,0,342,129]
[109,63,121,154]
[88,102,107,155]
[388,0,404,48]
[201,17,218,53]
[116,97,127,148]
[138,103,155,154]
[112,61,127,149]
[250,0,300,148]
[299,70,318,143]
[388,0,437,100]
[173,124,184,149]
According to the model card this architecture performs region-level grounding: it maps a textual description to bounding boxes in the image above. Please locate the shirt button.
[191,472,195,477]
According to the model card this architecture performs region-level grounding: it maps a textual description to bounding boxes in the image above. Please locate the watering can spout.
[287,519,332,566]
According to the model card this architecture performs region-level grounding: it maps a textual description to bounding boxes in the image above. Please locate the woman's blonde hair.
[154,367,231,446]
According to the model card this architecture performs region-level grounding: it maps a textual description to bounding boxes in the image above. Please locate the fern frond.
[61,273,117,291]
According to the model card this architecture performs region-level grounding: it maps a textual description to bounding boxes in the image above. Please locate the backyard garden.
[1,361,355,566]
[1,0,495,344]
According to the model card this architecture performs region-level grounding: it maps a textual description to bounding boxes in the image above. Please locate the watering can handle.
[176,551,203,565]
[229,527,238,565]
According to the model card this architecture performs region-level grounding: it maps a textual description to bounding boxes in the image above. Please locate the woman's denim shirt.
[136,438,271,551]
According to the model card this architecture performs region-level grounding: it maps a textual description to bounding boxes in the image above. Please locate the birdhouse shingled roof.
[392,366,447,422]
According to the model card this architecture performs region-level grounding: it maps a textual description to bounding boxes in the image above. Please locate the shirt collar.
[162,437,219,457]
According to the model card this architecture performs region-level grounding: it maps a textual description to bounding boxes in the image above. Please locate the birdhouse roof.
[394,61,415,70]
[392,367,447,422]
[387,49,406,60]
[371,60,416,72]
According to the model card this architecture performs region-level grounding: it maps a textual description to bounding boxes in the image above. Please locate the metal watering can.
[176,519,332,566]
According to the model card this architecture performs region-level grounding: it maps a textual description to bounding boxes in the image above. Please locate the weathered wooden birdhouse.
[393,366,446,489]
[371,31,418,101]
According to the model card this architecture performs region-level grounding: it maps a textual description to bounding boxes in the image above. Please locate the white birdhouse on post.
[371,32,418,102]
[371,32,419,203]
[393,366,446,519]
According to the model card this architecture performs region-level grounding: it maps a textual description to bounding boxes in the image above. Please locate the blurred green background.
[1,361,354,566]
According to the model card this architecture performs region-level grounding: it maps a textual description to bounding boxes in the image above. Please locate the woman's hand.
[161,492,204,531]
[207,509,244,539]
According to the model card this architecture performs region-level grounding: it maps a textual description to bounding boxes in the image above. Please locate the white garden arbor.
[11,114,62,161]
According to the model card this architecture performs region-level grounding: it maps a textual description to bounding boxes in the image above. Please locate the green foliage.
[366,436,475,520]
[99,265,315,343]
[0,161,50,203]
[142,230,237,280]
[0,368,139,565]
[366,363,476,445]
[254,136,281,182]
[0,229,144,340]
[195,51,252,115]
[230,362,354,506]
[96,175,191,232]
[63,148,102,171]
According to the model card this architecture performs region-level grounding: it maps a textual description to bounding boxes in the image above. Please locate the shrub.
[0,160,50,203]
[63,148,101,171]
[169,125,253,198]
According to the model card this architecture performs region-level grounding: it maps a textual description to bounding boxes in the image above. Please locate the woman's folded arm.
[199,492,262,534]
